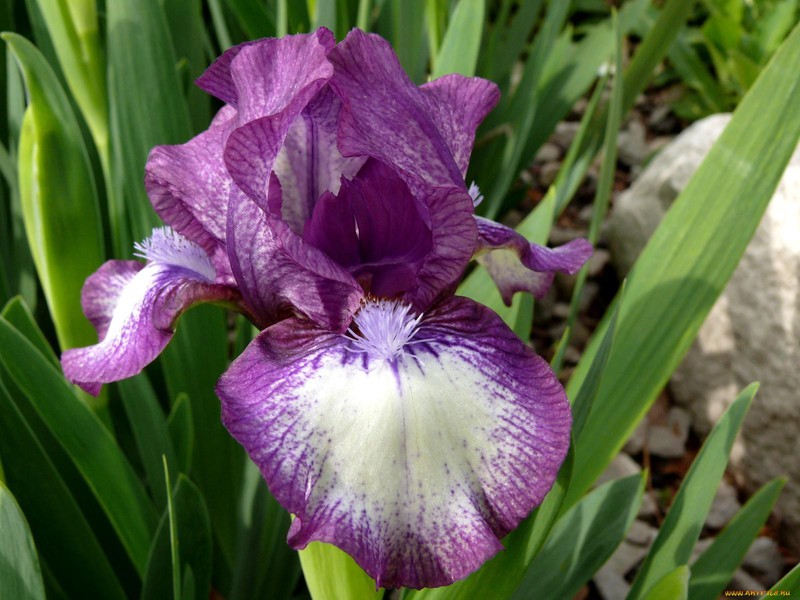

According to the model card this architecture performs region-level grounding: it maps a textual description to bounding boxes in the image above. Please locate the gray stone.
[743,537,784,587]
[597,452,641,486]
[607,113,800,553]
[617,119,648,167]
[646,406,691,459]
[626,520,658,547]
[690,537,715,563]
[730,569,764,594]
[624,419,647,455]
[594,565,630,600]
[605,540,647,576]
[706,479,741,530]
[535,141,562,163]
[552,121,581,150]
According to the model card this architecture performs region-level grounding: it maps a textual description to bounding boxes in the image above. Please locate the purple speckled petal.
[475,216,593,304]
[420,74,500,177]
[223,30,335,205]
[227,179,363,331]
[273,87,365,233]
[145,105,237,281]
[328,29,464,193]
[61,260,238,395]
[304,160,433,297]
[217,295,571,589]
[196,30,334,107]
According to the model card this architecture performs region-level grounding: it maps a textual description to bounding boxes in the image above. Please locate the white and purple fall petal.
[218,296,571,590]
[62,228,239,395]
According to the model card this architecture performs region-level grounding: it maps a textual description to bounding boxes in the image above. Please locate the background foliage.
[0,0,799,598]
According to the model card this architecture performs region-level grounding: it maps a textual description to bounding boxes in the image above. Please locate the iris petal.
[145,105,237,281]
[227,181,363,331]
[62,258,238,395]
[474,217,593,303]
[217,296,571,589]
[420,74,500,177]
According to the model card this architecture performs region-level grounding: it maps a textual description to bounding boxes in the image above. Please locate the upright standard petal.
[227,180,363,332]
[145,105,237,280]
[420,74,500,177]
[273,88,365,233]
[329,29,464,192]
[475,217,593,303]
[218,296,571,589]
[223,31,335,206]
[62,229,239,394]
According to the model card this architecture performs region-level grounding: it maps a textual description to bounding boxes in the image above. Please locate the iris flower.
[62,28,591,589]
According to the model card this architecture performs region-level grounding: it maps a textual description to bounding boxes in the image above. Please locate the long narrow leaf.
[689,477,785,600]
[432,0,483,78]
[0,317,158,575]
[0,481,45,600]
[627,384,757,598]
[510,472,645,600]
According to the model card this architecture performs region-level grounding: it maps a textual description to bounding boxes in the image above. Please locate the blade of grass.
[640,565,690,600]
[431,0,483,78]
[551,9,622,375]
[564,21,800,510]
[510,472,645,600]
[770,560,800,594]
[627,385,757,598]
[0,481,45,600]
[0,317,158,575]
[689,477,785,600]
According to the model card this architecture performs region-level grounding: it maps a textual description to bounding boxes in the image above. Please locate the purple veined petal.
[328,29,465,193]
[223,30,335,205]
[303,160,433,298]
[145,105,237,282]
[474,216,593,304]
[61,230,240,395]
[196,29,335,107]
[226,180,363,332]
[217,295,571,589]
[420,74,500,177]
[273,87,365,234]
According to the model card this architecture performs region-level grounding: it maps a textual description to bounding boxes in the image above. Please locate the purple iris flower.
[61,28,591,589]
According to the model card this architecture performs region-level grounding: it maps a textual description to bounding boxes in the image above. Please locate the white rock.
[535,141,562,163]
[607,113,800,553]
[604,540,647,576]
[617,119,648,167]
[706,479,741,530]
[626,520,658,547]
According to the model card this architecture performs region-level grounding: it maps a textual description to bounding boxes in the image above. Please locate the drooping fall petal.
[217,296,571,589]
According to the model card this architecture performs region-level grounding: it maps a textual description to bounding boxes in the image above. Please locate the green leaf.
[298,541,381,600]
[689,477,785,600]
[551,8,622,376]
[230,461,300,600]
[106,0,193,255]
[0,481,45,600]
[627,385,757,599]
[167,393,194,476]
[510,472,644,600]
[118,374,178,509]
[564,20,800,511]
[0,317,158,576]
[389,0,427,83]
[225,0,276,40]
[640,565,689,600]
[142,475,212,600]
[411,445,573,600]
[32,0,108,166]
[431,0,483,78]
[1,296,57,367]
[160,305,244,572]
[3,33,105,352]
[0,379,125,599]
